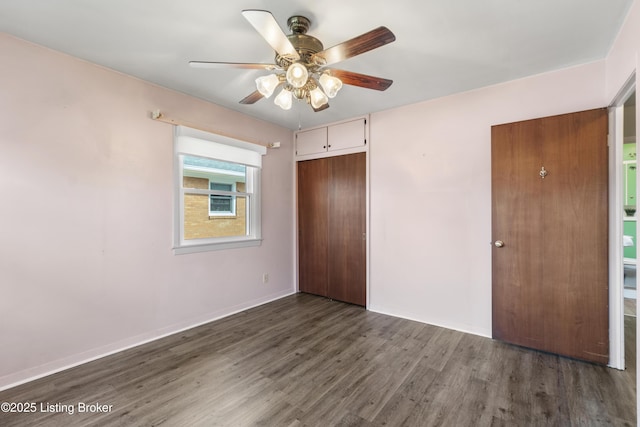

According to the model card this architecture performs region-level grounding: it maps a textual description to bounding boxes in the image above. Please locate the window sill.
[173,238,262,255]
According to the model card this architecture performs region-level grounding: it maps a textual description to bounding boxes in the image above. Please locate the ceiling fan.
[189,10,396,112]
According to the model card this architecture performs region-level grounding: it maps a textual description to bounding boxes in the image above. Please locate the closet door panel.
[298,158,329,297]
[328,153,367,306]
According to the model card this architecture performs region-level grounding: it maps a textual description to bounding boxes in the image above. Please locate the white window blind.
[175,126,266,168]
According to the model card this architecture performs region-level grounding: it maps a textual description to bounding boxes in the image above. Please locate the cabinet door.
[297,158,329,297]
[328,118,366,152]
[328,153,367,306]
[296,127,328,156]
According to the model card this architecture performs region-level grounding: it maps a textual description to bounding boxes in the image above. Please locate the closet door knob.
[494,240,505,248]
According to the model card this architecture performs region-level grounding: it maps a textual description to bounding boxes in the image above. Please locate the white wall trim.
[609,105,626,370]
[607,71,636,371]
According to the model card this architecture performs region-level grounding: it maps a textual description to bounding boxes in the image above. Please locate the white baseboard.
[0,290,296,392]
[367,306,492,339]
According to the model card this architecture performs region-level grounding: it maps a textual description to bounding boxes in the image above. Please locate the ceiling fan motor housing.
[287,16,311,34]
[276,16,323,69]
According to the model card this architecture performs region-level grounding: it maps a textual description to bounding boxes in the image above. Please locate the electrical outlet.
[262,273,269,284]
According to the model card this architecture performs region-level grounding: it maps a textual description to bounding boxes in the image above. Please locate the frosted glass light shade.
[309,87,329,109]
[319,74,343,98]
[286,63,309,89]
[274,88,293,110]
[255,74,280,98]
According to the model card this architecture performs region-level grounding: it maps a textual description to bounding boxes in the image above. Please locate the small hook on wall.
[539,166,548,179]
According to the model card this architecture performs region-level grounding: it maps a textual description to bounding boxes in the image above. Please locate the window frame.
[173,126,265,254]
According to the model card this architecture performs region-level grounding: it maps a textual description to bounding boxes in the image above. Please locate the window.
[209,182,235,216]
[174,126,266,254]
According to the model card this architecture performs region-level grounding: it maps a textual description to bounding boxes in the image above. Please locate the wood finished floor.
[0,293,636,426]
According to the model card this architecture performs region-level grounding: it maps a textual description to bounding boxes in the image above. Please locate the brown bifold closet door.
[492,108,609,364]
[297,153,366,306]
[297,157,330,298]
[327,153,366,306]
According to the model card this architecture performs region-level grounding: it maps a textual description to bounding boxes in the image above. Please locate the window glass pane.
[209,182,234,214]
[183,194,248,240]
[210,195,233,213]
[210,182,233,191]
[182,155,246,190]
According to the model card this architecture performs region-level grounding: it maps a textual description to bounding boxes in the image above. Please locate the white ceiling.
[0,0,634,130]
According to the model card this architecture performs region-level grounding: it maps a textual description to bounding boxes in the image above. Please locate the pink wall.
[0,34,295,389]
[368,0,640,355]
[369,60,607,336]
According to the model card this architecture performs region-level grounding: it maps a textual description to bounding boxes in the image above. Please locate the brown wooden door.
[298,158,329,297]
[492,108,609,364]
[328,153,367,306]
[297,153,367,306]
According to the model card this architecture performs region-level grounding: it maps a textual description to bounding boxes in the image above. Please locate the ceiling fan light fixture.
[255,74,280,98]
[195,11,396,113]
[274,87,293,110]
[319,74,343,98]
[309,86,329,109]
[286,62,309,88]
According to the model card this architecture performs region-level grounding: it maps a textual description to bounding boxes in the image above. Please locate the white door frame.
[608,72,636,370]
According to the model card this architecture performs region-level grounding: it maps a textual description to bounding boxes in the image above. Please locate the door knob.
[494,240,505,248]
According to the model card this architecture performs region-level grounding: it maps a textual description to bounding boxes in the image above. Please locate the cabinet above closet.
[295,116,368,160]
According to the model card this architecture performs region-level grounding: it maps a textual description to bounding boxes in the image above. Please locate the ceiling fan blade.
[189,61,279,70]
[242,10,300,61]
[314,27,396,66]
[326,69,393,91]
[239,90,264,104]
[312,103,330,112]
